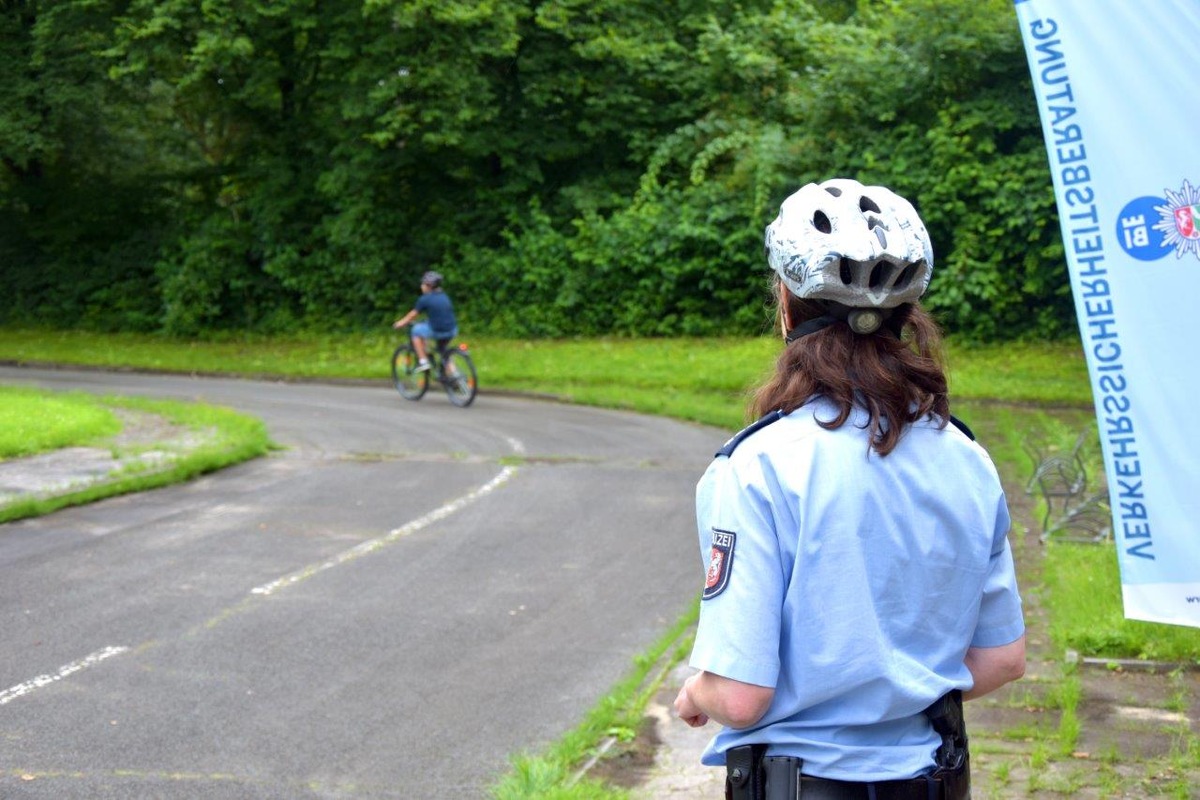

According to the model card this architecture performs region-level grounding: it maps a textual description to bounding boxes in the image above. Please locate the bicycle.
[391,331,478,407]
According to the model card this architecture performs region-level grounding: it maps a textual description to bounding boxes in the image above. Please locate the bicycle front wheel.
[391,344,428,400]
[441,349,478,407]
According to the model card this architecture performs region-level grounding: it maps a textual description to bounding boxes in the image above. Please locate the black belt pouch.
[762,755,801,800]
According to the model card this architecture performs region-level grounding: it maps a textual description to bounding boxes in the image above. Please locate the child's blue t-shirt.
[415,291,456,336]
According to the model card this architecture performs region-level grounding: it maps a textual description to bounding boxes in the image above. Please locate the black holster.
[924,690,968,771]
[934,751,971,800]
[925,689,971,799]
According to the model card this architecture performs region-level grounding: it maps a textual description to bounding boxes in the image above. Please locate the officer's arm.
[676,670,774,729]
[963,635,1026,701]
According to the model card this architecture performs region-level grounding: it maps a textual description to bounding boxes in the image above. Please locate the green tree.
[105,0,336,331]
[470,0,1071,339]
[0,0,166,330]
[818,0,1071,339]
[1,0,1074,341]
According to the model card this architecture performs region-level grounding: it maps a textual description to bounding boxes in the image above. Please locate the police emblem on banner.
[703,529,736,600]
[1117,179,1200,261]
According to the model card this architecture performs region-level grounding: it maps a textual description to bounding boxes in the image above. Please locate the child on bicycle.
[392,271,458,372]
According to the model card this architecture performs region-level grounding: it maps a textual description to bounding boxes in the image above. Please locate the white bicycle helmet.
[765,178,933,335]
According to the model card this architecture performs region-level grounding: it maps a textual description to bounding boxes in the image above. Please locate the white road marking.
[0,646,129,706]
[251,465,518,596]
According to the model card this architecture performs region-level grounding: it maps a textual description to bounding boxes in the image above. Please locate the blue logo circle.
[1115,196,1170,261]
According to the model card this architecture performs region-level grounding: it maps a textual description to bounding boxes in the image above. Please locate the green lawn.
[0,384,122,458]
[0,329,1094,432]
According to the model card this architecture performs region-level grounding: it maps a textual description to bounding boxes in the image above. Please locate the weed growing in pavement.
[1002,686,1051,711]
[1053,767,1087,795]
[986,757,1013,788]
[1030,740,1051,772]
[1165,689,1189,714]
[1168,727,1200,769]
[1095,762,1120,796]
[996,723,1041,743]
[1049,674,1082,755]
[1166,779,1192,800]
[1145,739,1199,800]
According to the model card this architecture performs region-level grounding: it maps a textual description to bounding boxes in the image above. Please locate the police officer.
[674,179,1026,799]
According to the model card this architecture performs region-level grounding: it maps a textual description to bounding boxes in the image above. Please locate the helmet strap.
[785,314,839,343]
[784,303,897,343]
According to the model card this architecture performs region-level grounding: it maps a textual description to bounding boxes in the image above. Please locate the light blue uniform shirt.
[689,398,1024,781]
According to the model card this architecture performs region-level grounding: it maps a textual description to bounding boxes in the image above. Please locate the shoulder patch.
[949,415,975,441]
[716,410,785,458]
[702,529,736,600]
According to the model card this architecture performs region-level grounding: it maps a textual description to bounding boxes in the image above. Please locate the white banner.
[1014,0,1200,628]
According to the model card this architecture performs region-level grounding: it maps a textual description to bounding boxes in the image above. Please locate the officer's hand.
[674,678,709,728]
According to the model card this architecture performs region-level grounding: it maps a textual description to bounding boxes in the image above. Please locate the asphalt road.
[0,366,726,799]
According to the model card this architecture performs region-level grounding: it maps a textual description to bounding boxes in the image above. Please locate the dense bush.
[1,0,1074,340]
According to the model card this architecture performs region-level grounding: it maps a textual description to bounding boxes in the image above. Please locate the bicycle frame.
[393,329,477,407]
[411,332,466,377]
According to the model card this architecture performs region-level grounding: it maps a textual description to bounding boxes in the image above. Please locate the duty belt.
[725,753,969,800]
[724,691,970,800]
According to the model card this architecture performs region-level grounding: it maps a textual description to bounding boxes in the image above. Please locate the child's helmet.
[765,179,933,311]
[421,271,444,288]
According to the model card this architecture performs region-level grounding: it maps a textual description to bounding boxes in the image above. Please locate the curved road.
[0,366,726,799]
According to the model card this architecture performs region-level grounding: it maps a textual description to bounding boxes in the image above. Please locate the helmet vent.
[868,260,889,289]
[874,227,887,247]
[893,262,918,291]
[860,196,882,214]
[825,186,843,197]
[839,258,854,285]
[813,211,832,234]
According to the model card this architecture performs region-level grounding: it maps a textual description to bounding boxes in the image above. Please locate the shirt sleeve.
[971,490,1026,648]
[689,455,785,688]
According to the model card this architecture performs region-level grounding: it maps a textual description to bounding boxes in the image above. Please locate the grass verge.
[0,390,274,524]
[1045,542,1200,664]
[0,329,1094,431]
[0,385,123,458]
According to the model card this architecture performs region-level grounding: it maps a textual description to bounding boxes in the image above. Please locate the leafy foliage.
[1,0,1074,340]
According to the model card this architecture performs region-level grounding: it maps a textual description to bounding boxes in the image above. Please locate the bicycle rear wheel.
[391,343,428,400]
[440,349,478,407]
